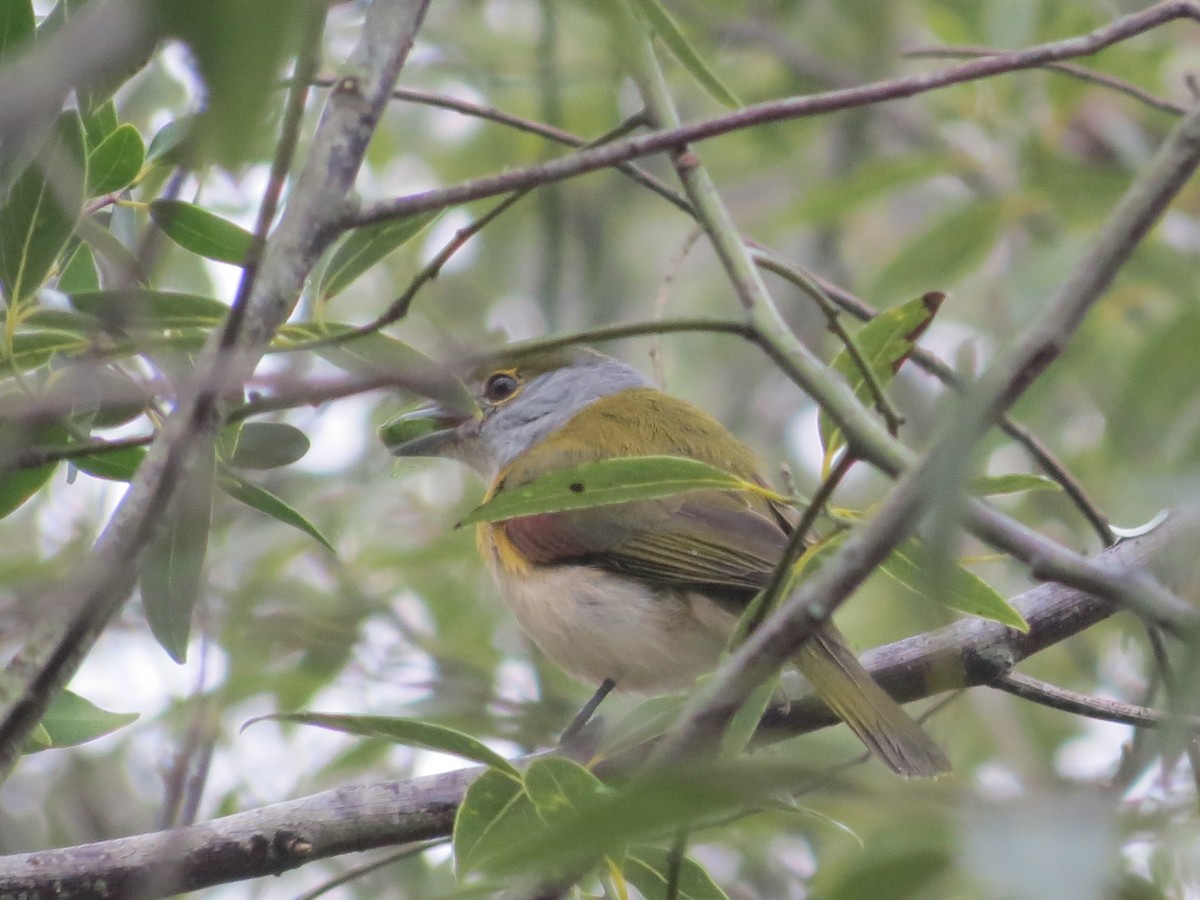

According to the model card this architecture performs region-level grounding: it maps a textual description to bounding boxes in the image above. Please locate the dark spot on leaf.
[569,482,585,493]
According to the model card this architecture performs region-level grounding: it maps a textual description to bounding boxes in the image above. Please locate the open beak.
[379,400,473,458]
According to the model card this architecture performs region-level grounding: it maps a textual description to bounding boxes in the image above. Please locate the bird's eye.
[483,372,519,403]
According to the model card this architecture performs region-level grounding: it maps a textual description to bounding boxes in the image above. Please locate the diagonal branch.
[0,511,1190,898]
[0,0,433,783]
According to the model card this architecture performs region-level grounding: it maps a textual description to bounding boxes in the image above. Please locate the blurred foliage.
[0,0,1197,897]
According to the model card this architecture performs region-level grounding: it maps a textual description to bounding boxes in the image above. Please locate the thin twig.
[356,1,1200,226]
[903,44,1187,115]
[993,672,1200,730]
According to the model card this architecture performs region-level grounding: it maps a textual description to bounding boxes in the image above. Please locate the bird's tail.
[794,624,950,777]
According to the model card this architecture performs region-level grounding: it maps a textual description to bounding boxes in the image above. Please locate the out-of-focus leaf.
[158,0,310,167]
[225,421,309,470]
[793,155,950,226]
[821,846,951,900]
[631,0,740,108]
[719,676,778,759]
[80,100,119,150]
[0,111,87,303]
[149,199,253,266]
[968,473,1062,496]
[318,211,441,301]
[218,472,335,553]
[252,712,518,776]
[70,288,229,328]
[58,241,100,293]
[524,757,607,826]
[868,199,1003,301]
[881,539,1028,631]
[625,847,730,900]
[0,422,66,518]
[86,124,145,196]
[73,444,146,481]
[0,0,34,63]
[819,293,942,462]
[138,448,215,663]
[284,323,476,415]
[4,329,90,372]
[145,116,194,164]
[24,689,138,753]
[454,767,538,876]
[459,456,781,526]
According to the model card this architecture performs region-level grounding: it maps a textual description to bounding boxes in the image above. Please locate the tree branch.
[0,0,433,782]
[0,512,1191,898]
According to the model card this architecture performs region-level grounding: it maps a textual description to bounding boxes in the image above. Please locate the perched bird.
[383,346,949,776]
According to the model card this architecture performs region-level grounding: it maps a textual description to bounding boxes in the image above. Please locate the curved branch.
[0,512,1191,898]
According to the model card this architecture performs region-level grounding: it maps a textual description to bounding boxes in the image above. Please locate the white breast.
[490,562,735,692]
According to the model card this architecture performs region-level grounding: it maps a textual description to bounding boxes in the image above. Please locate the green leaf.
[285,322,476,416]
[868,199,1003,301]
[81,100,120,151]
[819,293,943,460]
[632,0,740,108]
[0,422,66,518]
[459,455,775,526]
[523,757,607,826]
[881,539,1028,631]
[146,116,194,164]
[719,675,778,759]
[149,199,253,266]
[4,329,90,371]
[218,472,335,553]
[225,421,309,470]
[0,111,87,304]
[318,211,441,301]
[454,767,539,876]
[0,0,34,64]
[70,289,230,328]
[255,712,520,777]
[625,847,730,900]
[25,689,138,753]
[73,444,146,481]
[968,473,1062,496]
[86,124,145,196]
[138,449,215,663]
[57,241,100,293]
[600,694,687,758]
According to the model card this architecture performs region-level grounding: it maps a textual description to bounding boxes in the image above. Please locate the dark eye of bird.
[483,372,519,403]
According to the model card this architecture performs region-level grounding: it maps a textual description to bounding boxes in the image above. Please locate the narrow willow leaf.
[70,289,230,328]
[284,322,476,415]
[968,473,1062,496]
[719,676,779,759]
[149,198,253,265]
[0,0,33,63]
[139,449,216,663]
[454,768,538,875]
[57,241,100,293]
[881,539,1028,631]
[146,116,194,163]
[819,293,943,460]
[4,329,90,371]
[524,757,606,826]
[460,455,778,526]
[0,421,67,518]
[600,694,687,758]
[318,211,441,300]
[625,847,730,900]
[81,99,119,150]
[254,712,519,777]
[226,421,309,470]
[86,124,145,196]
[632,0,740,108]
[218,473,335,553]
[24,689,138,753]
[73,444,146,481]
[0,111,86,303]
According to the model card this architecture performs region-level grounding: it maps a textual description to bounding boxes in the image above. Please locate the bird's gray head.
[382,346,649,477]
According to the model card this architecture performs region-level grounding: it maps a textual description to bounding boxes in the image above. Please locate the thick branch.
[0,512,1191,898]
[0,0,432,782]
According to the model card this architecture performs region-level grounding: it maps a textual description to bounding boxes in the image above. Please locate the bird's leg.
[559,677,616,752]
